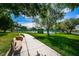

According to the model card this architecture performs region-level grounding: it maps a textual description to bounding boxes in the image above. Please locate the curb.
[5,48,11,56]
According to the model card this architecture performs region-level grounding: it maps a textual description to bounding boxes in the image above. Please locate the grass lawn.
[0,32,19,56]
[29,33,79,56]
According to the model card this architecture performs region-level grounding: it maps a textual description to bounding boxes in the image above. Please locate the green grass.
[29,33,79,56]
[0,32,19,55]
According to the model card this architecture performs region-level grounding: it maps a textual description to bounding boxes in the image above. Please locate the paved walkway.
[20,33,61,56]
[20,37,28,56]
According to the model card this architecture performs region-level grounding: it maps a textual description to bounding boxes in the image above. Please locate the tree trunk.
[54,26,57,34]
[69,29,72,34]
[46,19,50,36]
[4,30,6,32]
[47,28,50,36]
[61,29,64,32]
[54,21,57,34]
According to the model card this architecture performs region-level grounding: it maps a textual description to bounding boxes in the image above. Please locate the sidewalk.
[21,33,61,56]
[20,36,28,56]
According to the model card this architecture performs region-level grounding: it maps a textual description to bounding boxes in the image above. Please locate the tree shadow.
[30,33,79,55]
[48,36,79,55]
[0,32,8,37]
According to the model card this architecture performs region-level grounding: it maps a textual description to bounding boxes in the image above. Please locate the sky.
[11,7,79,28]
[64,7,79,19]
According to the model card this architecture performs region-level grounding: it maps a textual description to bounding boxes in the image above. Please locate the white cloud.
[62,8,71,13]
[21,15,32,19]
[21,22,36,28]
[75,14,79,18]
[57,19,65,22]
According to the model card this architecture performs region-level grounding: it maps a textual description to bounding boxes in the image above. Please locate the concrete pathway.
[20,37,28,56]
[20,33,61,56]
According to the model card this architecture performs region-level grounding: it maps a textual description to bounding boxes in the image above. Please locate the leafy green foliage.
[57,18,79,33]
[0,15,14,32]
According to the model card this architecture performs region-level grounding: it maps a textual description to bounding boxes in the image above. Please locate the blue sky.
[11,7,79,25]
[11,14,33,24]
[64,7,79,19]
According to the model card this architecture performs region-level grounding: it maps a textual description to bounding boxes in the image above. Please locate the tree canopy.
[0,14,14,32]
[57,18,79,33]
[0,3,79,33]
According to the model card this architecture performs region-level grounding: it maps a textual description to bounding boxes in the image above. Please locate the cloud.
[75,14,79,18]
[62,8,71,13]
[21,15,32,19]
[57,19,65,22]
[21,22,36,28]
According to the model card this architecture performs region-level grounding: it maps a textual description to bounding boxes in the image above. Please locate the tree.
[57,22,66,32]
[0,4,46,33]
[19,26,27,32]
[57,18,79,34]
[0,14,14,32]
[0,3,78,34]
[67,18,79,33]
[54,3,79,11]
[38,4,64,35]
